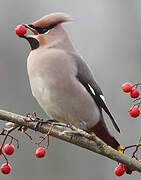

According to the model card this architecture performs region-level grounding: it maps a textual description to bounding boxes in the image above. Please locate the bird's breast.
[29,75,77,124]
[27,49,101,129]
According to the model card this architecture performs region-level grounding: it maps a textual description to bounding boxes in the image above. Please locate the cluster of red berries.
[122,82,140,118]
[0,143,46,175]
[0,143,15,174]
[0,144,46,175]
[115,159,141,176]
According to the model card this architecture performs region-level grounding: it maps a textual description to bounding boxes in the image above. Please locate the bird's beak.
[16,24,39,50]
[17,24,39,39]
[24,24,39,35]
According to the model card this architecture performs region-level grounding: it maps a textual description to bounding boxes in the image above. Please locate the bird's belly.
[30,76,100,130]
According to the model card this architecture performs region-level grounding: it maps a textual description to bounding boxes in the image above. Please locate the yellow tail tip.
[117,145,124,152]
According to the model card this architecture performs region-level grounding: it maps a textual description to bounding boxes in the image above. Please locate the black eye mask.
[28,24,56,34]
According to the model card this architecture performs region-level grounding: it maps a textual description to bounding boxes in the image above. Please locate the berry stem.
[123,144,141,152]
[36,124,53,149]
[0,133,9,151]
[132,101,141,108]
[132,138,141,159]
[133,82,141,88]
[0,126,18,150]
[123,138,141,160]
[0,132,19,149]
[133,98,141,103]
[2,152,9,165]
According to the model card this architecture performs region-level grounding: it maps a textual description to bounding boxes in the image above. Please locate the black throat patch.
[26,37,39,50]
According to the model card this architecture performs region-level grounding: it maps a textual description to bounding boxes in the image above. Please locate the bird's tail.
[88,120,123,152]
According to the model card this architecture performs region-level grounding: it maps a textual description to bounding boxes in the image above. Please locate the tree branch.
[0,109,141,173]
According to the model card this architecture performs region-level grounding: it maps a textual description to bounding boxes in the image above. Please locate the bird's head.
[16,12,74,50]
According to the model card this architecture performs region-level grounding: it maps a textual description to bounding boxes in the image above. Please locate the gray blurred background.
[0,0,141,179]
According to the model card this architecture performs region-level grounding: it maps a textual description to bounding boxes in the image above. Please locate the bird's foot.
[24,112,42,123]
[59,123,82,140]
[23,112,58,131]
[35,119,58,131]
[59,130,81,136]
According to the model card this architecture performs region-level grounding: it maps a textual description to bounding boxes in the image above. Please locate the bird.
[17,12,123,151]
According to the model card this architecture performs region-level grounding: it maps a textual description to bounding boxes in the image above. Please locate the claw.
[34,119,44,131]
[35,119,58,131]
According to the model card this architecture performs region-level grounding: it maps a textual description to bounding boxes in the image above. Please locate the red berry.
[115,163,126,176]
[4,144,15,155]
[35,147,46,158]
[122,82,133,93]
[15,25,27,36]
[1,163,11,174]
[130,88,140,98]
[129,106,140,118]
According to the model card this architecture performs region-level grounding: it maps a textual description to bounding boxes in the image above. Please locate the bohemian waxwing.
[17,12,122,151]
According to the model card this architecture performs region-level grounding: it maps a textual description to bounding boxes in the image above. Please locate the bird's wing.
[69,52,120,133]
